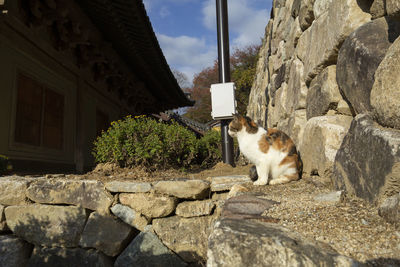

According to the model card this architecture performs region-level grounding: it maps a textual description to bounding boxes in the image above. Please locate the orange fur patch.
[284,173,299,181]
[279,155,297,168]
[258,134,270,153]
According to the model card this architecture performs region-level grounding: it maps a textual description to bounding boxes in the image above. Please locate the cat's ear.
[232,113,240,120]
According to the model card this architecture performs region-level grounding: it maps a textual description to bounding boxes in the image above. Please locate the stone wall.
[247,0,400,205]
[0,175,250,266]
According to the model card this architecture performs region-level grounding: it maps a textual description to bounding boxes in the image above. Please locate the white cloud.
[156,33,217,83]
[202,0,269,47]
[146,0,271,84]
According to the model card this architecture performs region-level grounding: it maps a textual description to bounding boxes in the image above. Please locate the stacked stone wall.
[0,175,250,266]
[247,0,400,206]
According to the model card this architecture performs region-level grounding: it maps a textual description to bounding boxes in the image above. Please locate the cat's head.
[228,114,258,137]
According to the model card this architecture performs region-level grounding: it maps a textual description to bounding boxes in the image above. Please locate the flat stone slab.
[221,195,280,220]
[208,219,360,267]
[115,232,187,267]
[80,212,134,257]
[28,246,113,267]
[0,235,33,267]
[153,179,210,199]
[0,176,31,205]
[26,179,113,213]
[5,204,88,247]
[105,181,152,193]
[111,204,149,231]
[176,200,215,218]
[210,175,251,192]
[119,193,177,219]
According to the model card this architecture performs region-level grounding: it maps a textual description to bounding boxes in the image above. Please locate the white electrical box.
[210,82,236,120]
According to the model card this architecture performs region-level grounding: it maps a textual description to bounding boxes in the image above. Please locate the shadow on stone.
[2,205,141,266]
[356,0,374,13]
[364,257,400,267]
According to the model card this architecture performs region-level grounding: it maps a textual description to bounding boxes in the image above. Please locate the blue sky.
[143,0,272,84]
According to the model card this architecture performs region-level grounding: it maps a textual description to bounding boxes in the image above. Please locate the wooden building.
[0,0,192,172]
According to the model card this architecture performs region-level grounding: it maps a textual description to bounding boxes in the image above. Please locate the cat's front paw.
[253,179,268,186]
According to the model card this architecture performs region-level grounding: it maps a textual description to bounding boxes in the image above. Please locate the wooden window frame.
[14,72,65,151]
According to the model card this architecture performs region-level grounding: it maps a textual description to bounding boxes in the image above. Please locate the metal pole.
[216,0,234,166]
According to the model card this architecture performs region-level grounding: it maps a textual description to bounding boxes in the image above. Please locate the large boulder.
[115,232,187,267]
[371,36,400,130]
[207,219,359,267]
[119,193,177,219]
[296,0,371,85]
[28,247,113,267]
[79,212,135,257]
[5,204,88,247]
[26,179,113,213]
[0,235,32,267]
[300,115,352,177]
[333,114,400,203]
[152,215,215,263]
[0,176,31,205]
[337,17,400,115]
[306,65,342,120]
[153,180,210,200]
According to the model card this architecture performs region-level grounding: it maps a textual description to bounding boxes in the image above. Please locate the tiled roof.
[77,0,193,111]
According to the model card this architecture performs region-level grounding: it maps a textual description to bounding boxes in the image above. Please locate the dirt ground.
[67,162,252,183]
[44,163,400,265]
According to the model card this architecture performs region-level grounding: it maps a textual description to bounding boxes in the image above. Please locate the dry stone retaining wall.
[247,0,400,211]
[0,175,362,266]
[0,175,251,266]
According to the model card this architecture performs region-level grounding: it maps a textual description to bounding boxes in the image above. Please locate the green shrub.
[93,116,203,169]
[0,155,12,175]
[196,130,221,167]
[92,116,223,169]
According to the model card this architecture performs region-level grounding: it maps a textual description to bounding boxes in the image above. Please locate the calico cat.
[228,114,302,185]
